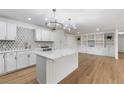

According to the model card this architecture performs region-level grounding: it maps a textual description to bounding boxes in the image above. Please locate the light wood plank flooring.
[119,52,124,59]
[0,66,38,84]
[1,53,124,84]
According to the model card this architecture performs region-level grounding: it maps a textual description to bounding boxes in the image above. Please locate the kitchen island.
[34,49,78,84]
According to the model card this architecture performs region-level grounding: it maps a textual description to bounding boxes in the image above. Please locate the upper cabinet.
[0,21,6,40]
[6,23,17,40]
[35,29,42,41]
[35,29,54,41]
[0,21,17,40]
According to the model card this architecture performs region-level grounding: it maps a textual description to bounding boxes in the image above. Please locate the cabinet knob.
[27,54,30,58]
[3,55,5,59]
[15,56,17,60]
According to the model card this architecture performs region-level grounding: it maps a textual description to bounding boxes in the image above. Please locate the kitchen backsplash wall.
[0,26,53,50]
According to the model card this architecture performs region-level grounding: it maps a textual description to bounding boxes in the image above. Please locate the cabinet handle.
[15,56,17,60]
[27,54,30,58]
[3,54,5,59]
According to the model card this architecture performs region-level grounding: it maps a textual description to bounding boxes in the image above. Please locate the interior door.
[5,52,17,72]
[0,53,4,74]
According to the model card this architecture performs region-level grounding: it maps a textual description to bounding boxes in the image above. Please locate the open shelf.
[88,34,95,40]
[81,32,114,49]
[88,40,95,47]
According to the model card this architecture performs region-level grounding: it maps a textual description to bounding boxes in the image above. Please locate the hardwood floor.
[1,53,124,84]
[0,66,38,84]
[119,52,124,59]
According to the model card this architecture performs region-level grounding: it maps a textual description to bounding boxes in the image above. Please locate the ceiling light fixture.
[45,9,77,32]
[45,9,63,30]
[28,17,31,21]
[64,18,77,33]
[96,28,100,31]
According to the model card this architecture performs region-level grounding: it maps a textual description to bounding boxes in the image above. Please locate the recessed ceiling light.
[28,18,31,21]
[96,28,100,31]
[45,18,48,21]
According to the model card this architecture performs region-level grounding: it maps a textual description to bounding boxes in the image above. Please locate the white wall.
[118,34,124,52]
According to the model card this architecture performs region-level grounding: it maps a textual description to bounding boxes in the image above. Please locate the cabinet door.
[0,21,6,40]
[45,31,50,41]
[6,23,17,40]
[5,52,17,72]
[35,29,42,41]
[28,51,36,65]
[42,30,47,41]
[49,31,54,41]
[42,30,50,41]
[17,52,29,69]
[0,53,4,74]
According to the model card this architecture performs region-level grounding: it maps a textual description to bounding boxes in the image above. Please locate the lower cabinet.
[28,51,36,65]
[17,51,36,69]
[0,50,36,75]
[5,52,17,72]
[0,53,4,74]
[17,52,29,69]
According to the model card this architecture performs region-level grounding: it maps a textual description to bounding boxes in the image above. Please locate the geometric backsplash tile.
[0,26,53,51]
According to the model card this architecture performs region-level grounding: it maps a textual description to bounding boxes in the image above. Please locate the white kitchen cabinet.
[41,30,46,41]
[0,22,17,40]
[42,30,49,41]
[28,51,36,65]
[49,31,54,41]
[5,52,17,72]
[35,29,54,41]
[17,52,29,69]
[0,21,6,40]
[6,23,17,40]
[0,53,4,74]
[35,29,42,41]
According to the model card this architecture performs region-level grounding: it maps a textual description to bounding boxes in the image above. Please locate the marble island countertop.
[34,49,78,60]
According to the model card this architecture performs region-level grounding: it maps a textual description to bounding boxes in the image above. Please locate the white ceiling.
[0,9,124,33]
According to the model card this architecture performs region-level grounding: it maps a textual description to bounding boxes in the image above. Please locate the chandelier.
[45,9,77,32]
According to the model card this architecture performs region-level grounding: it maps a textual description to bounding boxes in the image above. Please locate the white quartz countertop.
[0,49,34,53]
[34,49,78,60]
